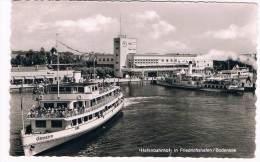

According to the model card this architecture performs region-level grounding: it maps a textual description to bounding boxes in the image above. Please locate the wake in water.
[123,96,167,107]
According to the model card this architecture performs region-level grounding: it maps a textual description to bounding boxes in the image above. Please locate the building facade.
[113,35,137,77]
[94,35,213,77]
[96,54,114,67]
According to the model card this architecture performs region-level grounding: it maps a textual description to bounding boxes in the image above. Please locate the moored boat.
[20,71,124,156]
[156,62,244,94]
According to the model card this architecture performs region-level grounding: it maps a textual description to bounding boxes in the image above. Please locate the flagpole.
[20,82,25,134]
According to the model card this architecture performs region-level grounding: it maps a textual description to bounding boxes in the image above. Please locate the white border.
[0,0,259,162]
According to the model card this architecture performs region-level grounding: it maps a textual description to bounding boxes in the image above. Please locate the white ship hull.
[156,80,244,94]
[21,101,124,156]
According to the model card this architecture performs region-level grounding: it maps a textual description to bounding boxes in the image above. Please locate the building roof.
[164,53,197,57]
[11,66,48,72]
[134,53,197,57]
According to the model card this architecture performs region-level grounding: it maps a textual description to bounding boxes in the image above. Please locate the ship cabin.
[25,82,123,134]
[202,78,240,89]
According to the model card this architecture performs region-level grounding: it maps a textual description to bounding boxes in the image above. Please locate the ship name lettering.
[36,135,53,141]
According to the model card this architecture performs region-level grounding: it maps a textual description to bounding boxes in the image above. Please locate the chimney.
[73,71,81,83]
[188,61,192,75]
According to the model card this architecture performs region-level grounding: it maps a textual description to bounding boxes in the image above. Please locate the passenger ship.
[156,62,244,94]
[20,71,124,156]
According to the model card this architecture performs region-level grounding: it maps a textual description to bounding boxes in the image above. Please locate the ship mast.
[56,33,60,99]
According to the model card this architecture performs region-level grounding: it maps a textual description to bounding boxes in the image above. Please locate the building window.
[162,59,164,62]
[35,120,46,128]
[116,69,119,71]
[116,54,119,56]
[166,59,168,62]
[111,58,114,61]
[116,47,119,49]
[103,59,105,61]
[116,62,119,64]
[170,59,173,62]
[115,40,119,43]
[107,58,109,61]
[51,120,62,128]
[98,58,101,61]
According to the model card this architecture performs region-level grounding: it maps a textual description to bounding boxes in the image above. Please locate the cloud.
[151,21,176,39]
[54,15,117,33]
[164,40,190,52]
[132,10,176,39]
[132,10,160,22]
[27,21,50,32]
[205,23,257,45]
[27,14,117,33]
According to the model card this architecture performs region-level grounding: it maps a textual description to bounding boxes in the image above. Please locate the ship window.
[44,103,54,108]
[78,87,84,92]
[72,119,77,126]
[59,87,66,92]
[74,101,83,108]
[95,112,99,118]
[51,120,62,128]
[51,87,58,92]
[84,116,88,122]
[78,118,82,125]
[57,103,67,108]
[66,87,71,92]
[35,120,46,128]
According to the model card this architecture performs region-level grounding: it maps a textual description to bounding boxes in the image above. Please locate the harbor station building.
[11,35,214,84]
[96,35,213,78]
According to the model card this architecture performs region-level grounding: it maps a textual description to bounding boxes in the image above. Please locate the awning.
[45,75,54,79]
[13,76,24,80]
[34,76,44,79]
[24,76,34,80]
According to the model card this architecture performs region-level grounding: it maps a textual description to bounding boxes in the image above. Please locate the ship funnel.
[188,61,193,75]
[73,71,81,83]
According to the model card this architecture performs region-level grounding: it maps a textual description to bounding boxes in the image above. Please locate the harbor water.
[9,83,256,157]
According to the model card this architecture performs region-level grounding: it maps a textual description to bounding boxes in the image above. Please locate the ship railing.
[27,93,122,119]
[99,85,115,94]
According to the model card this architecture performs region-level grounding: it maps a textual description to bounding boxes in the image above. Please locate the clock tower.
[114,35,137,78]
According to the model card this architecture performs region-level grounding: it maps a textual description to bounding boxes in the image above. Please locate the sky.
[11,1,258,56]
